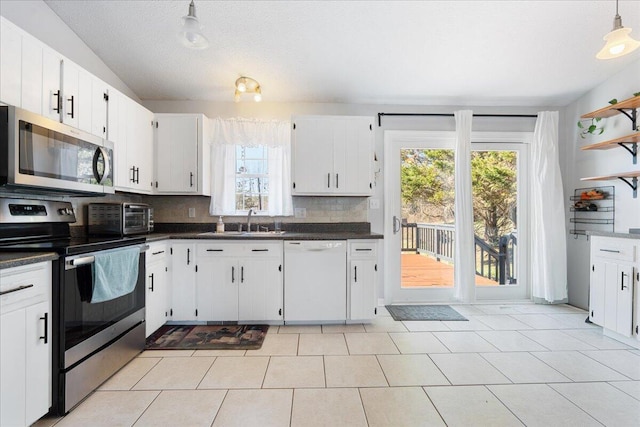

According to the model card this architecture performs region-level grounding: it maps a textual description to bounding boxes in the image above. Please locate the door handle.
[241,266,244,283]
[327,173,331,188]
[52,90,61,113]
[354,265,358,283]
[40,313,48,344]
[187,248,190,265]
[67,95,75,118]
[336,174,339,188]
[149,273,154,292]
[393,216,401,234]
[190,172,194,187]
[232,266,235,283]
[621,271,628,290]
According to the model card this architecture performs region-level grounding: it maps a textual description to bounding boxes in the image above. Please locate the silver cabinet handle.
[393,216,401,234]
[599,249,620,253]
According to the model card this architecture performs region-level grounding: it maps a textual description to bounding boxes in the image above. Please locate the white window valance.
[212,117,291,147]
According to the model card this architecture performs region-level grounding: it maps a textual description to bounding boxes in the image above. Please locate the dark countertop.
[0,252,59,270]
[586,231,640,240]
[145,231,383,242]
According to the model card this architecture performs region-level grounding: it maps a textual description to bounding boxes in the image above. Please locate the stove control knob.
[58,208,73,216]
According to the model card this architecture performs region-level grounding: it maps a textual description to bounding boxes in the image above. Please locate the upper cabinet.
[0,17,109,140]
[291,115,374,196]
[154,114,211,195]
[112,94,154,194]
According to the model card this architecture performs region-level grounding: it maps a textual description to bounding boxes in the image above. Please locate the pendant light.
[178,0,209,50]
[596,0,639,59]
[234,77,262,102]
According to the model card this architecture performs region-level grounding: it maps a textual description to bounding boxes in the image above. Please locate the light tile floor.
[35,303,640,427]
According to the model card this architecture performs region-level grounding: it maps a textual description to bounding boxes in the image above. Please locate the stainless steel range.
[0,198,147,415]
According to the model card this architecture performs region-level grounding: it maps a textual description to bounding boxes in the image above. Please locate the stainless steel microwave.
[0,106,114,195]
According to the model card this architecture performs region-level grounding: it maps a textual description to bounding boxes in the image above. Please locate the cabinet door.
[239,257,283,322]
[62,60,80,128]
[171,243,197,321]
[130,103,154,192]
[77,69,93,133]
[603,260,619,332]
[334,117,373,195]
[589,259,605,326]
[25,301,50,426]
[114,93,132,189]
[41,48,62,121]
[616,264,633,337]
[349,259,376,320]
[0,17,22,107]
[21,35,43,114]
[146,261,166,337]
[91,78,108,138]
[0,310,27,427]
[292,117,334,194]
[155,115,199,193]
[199,257,238,321]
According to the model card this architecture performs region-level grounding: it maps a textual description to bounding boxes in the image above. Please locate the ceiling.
[44,0,640,107]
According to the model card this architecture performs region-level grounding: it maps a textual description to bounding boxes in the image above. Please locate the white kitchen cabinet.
[114,95,154,194]
[61,59,80,128]
[0,261,52,427]
[41,48,63,121]
[170,242,197,321]
[146,242,170,336]
[589,236,636,338]
[154,114,211,195]
[20,35,43,114]
[292,115,374,196]
[91,77,109,139]
[0,17,22,107]
[348,240,378,322]
[196,241,283,323]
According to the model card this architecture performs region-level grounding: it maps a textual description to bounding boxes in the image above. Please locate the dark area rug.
[145,324,269,350]
[385,305,467,321]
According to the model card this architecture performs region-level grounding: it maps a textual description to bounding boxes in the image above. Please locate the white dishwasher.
[284,240,347,323]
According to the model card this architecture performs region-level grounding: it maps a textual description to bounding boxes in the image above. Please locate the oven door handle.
[66,256,95,270]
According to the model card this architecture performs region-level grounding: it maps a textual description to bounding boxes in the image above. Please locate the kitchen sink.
[197,231,286,236]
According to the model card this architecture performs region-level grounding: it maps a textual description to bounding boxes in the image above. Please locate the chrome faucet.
[246,209,254,232]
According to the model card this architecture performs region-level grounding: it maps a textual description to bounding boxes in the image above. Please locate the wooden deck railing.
[401,222,517,284]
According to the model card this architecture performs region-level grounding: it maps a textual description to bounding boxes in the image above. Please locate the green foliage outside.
[401,149,517,248]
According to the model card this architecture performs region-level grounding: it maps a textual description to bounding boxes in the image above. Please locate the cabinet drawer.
[1,262,51,314]
[591,237,636,262]
[147,242,168,262]
[349,241,377,257]
[197,242,244,257]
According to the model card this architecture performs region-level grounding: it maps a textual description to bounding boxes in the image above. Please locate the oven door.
[62,246,145,368]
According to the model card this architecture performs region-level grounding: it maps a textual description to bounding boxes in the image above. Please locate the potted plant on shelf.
[577,117,604,139]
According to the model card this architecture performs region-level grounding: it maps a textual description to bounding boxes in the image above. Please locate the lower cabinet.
[197,241,283,323]
[170,241,197,321]
[145,242,170,336]
[348,240,378,322]
[589,236,636,338]
[0,261,52,427]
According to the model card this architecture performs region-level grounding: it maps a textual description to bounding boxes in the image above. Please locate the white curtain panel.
[453,110,476,302]
[209,118,292,216]
[531,111,568,303]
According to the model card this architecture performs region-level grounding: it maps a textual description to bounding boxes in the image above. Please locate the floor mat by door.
[385,305,467,321]
[145,324,269,350]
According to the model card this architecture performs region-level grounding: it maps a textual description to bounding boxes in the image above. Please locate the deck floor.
[401,252,498,288]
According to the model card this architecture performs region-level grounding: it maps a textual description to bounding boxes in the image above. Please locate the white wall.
[0,0,138,100]
[561,59,640,309]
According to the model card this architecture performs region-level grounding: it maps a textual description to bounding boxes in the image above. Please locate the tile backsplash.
[148,195,369,225]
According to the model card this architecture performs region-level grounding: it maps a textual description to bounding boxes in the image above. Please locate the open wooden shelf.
[581,95,640,119]
[581,132,640,151]
[581,171,640,198]
[581,170,640,181]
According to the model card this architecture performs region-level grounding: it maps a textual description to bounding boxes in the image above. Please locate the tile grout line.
[129,389,163,427]
[194,356,218,390]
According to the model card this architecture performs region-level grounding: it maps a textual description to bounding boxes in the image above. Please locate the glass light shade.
[178,16,209,50]
[254,92,262,102]
[234,90,241,103]
[597,27,640,59]
[237,81,247,92]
